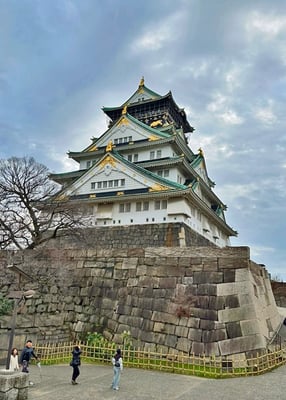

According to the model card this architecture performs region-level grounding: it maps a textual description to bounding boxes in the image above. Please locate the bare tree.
[0,156,84,249]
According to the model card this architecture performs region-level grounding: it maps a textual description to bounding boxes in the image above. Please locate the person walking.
[70,345,82,385]
[111,348,123,391]
[20,340,39,385]
[9,347,20,371]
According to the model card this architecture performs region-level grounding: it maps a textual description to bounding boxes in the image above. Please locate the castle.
[50,78,236,248]
[0,79,282,364]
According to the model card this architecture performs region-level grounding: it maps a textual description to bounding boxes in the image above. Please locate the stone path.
[26,363,286,400]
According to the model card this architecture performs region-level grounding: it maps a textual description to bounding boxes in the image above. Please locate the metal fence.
[33,341,286,378]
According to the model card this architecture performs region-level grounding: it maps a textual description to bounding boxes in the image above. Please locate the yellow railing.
[34,341,286,378]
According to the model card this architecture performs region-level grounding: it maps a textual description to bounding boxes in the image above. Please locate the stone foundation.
[0,245,282,360]
[0,370,29,400]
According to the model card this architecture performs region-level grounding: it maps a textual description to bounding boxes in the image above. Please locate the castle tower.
[50,78,237,248]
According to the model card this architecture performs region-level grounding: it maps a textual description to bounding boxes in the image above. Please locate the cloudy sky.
[1,0,285,279]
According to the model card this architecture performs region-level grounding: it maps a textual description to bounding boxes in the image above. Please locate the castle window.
[163,170,169,177]
[114,138,118,145]
[154,200,167,210]
[121,179,125,186]
[108,181,113,187]
[136,202,142,211]
[119,203,131,213]
[114,180,119,187]
[162,200,167,209]
[91,182,96,189]
[134,154,138,162]
[86,161,91,168]
[157,170,163,177]
[157,150,162,158]
[127,155,132,162]
[143,201,149,211]
[154,200,160,210]
[97,182,102,189]
[150,151,155,160]
[103,181,107,188]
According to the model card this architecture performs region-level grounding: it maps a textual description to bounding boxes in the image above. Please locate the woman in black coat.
[70,345,82,385]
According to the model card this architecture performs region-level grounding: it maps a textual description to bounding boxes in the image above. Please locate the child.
[9,348,20,371]
[111,348,123,390]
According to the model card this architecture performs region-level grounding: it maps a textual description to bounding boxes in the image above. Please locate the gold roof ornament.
[149,183,168,191]
[87,144,98,152]
[122,105,127,115]
[148,135,159,141]
[150,119,163,128]
[99,154,116,169]
[139,76,144,87]
[198,147,204,157]
[106,140,114,152]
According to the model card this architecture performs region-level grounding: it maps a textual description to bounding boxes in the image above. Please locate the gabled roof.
[82,111,171,153]
[60,149,187,200]
[102,78,194,134]
[122,77,162,105]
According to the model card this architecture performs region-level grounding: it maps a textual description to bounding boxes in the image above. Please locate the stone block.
[188,328,202,341]
[127,248,145,257]
[153,322,165,333]
[178,257,191,267]
[196,296,209,309]
[218,334,266,356]
[218,304,256,323]
[122,257,138,269]
[137,297,153,310]
[141,319,154,331]
[197,284,217,296]
[202,258,218,271]
[223,269,235,283]
[190,308,218,321]
[164,324,176,335]
[153,298,167,312]
[191,341,204,355]
[199,319,216,330]
[240,319,262,336]
[176,337,191,353]
[235,268,251,282]
[226,322,242,338]
[151,311,178,325]
[175,326,189,338]
[204,342,220,356]
[187,317,200,329]
[158,277,177,288]
[218,257,249,269]
[0,371,29,400]
[208,296,225,310]
[225,295,240,308]
[193,271,223,284]
[217,281,252,296]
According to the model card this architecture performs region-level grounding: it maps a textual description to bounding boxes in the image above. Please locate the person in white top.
[111,348,123,390]
[9,348,20,371]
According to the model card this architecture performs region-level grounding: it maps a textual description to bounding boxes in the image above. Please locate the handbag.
[70,360,74,367]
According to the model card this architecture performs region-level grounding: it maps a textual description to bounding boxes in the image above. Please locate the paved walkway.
[24,363,286,400]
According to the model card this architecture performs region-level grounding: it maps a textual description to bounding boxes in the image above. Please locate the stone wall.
[47,223,214,249]
[0,244,282,361]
